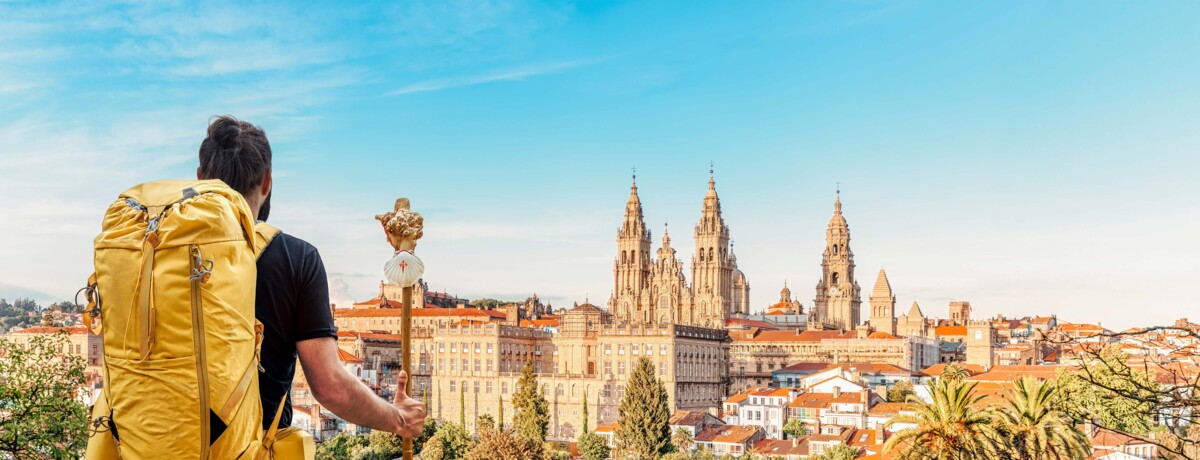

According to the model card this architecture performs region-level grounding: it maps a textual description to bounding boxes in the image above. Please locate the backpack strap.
[254,222,280,260]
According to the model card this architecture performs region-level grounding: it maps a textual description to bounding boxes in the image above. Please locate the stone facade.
[812,192,862,331]
[868,269,896,336]
[609,174,749,328]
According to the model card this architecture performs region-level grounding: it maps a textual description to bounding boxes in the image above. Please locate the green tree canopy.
[578,431,611,460]
[0,332,88,459]
[993,377,1091,460]
[513,360,549,442]
[463,425,546,460]
[888,380,917,403]
[883,379,1001,460]
[783,417,808,440]
[615,357,672,459]
[1053,346,1156,435]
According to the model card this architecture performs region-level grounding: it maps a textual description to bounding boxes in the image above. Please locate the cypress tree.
[498,396,505,430]
[459,385,466,428]
[582,394,590,433]
[616,357,671,459]
[512,360,549,442]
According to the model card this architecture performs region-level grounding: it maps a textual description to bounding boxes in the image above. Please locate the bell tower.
[869,269,896,335]
[611,172,652,323]
[814,189,861,330]
[691,167,734,328]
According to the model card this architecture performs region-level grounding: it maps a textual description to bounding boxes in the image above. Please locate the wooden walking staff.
[376,198,425,460]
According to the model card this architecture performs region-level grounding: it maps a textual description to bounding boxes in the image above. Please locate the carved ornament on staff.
[376,198,425,288]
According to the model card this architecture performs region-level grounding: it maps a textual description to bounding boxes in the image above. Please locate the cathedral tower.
[814,191,862,330]
[869,269,896,336]
[611,174,652,323]
[691,170,736,328]
[650,224,692,324]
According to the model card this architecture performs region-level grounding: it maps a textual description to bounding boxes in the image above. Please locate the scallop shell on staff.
[384,251,425,288]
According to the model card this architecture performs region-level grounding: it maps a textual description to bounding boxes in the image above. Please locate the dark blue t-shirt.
[256,231,338,429]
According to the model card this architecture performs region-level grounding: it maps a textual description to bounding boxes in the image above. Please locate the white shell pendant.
[384,251,425,288]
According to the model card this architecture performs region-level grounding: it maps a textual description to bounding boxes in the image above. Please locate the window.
[474,381,480,393]
[660,344,668,356]
[487,343,493,354]
[618,362,626,374]
[450,360,456,371]
[451,343,457,353]
[632,345,639,355]
[450,381,457,393]
[605,361,612,374]
[475,343,480,353]
[486,382,493,394]
[439,343,445,353]
[501,382,509,394]
[487,360,494,372]
[604,345,611,355]
[462,359,468,371]
[659,361,666,375]
[831,272,840,285]
[475,359,481,372]
[619,345,625,355]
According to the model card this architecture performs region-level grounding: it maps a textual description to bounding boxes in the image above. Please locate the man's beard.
[259,191,272,222]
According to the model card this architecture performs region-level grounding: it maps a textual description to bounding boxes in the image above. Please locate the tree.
[883,379,1001,460]
[615,357,672,459]
[0,332,88,459]
[428,422,473,460]
[782,417,808,440]
[1053,346,1155,436]
[421,436,447,460]
[513,360,549,442]
[582,394,590,433]
[993,377,1090,460]
[672,427,694,452]
[416,419,440,455]
[888,380,917,403]
[350,431,406,460]
[498,396,506,430]
[478,413,496,432]
[460,385,467,428]
[316,432,368,460]
[819,444,860,460]
[463,425,546,460]
[578,431,611,460]
[940,363,970,383]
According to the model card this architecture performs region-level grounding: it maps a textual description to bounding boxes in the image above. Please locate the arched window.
[708,247,714,261]
[831,272,840,285]
[832,245,839,255]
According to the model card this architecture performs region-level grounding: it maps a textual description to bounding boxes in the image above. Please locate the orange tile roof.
[519,319,561,328]
[751,388,795,397]
[336,348,364,364]
[10,326,89,335]
[918,363,985,377]
[337,331,404,340]
[934,325,967,337]
[336,307,493,318]
[789,393,835,409]
[753,439,809,457]
[694,425,761,444]
[724,390,752,404]
[967,365,1060,382]
[868,402,912,415]
[595,423,618,434]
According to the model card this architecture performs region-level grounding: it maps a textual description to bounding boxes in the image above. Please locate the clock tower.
[814,190,861,330]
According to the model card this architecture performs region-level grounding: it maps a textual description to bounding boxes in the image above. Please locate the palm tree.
[883,378,1001,460]
[993,377,1091,460]
[819,444,860,460]
[671,427,694,453]
[941,363,971,382]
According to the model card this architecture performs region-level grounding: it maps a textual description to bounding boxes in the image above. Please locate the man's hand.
[392,370,427,437]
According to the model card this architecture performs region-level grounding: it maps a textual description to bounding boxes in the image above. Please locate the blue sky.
[1,1,1197,329]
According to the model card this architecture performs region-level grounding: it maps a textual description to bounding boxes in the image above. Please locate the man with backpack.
[195,115,427,438]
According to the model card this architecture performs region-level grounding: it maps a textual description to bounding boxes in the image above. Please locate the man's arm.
[296,337,425,437]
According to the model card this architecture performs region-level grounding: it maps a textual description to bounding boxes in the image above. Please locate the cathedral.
[811,191,863,331]
[608,172,750,328]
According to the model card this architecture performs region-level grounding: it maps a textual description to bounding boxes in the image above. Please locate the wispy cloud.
[386,59,593,96]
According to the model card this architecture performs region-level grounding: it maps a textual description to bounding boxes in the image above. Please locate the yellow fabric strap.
[218,324,264,422]
[254,222,280,260]
[262,394,288,452]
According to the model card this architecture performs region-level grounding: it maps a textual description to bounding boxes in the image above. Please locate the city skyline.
[2,1,1198,330]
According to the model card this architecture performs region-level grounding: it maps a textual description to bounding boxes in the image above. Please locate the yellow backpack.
[83,180,284,459]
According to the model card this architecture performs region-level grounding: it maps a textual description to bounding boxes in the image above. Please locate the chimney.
[792,437,798,447]
[876,425,887,444]
[833,386,841,398]
[861,389,869,405]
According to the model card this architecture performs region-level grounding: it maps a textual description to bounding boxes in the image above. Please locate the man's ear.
[196,167,202,180]
[261,169,273,197]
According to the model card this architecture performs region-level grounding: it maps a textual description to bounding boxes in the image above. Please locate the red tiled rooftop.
[934,325,967,337]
